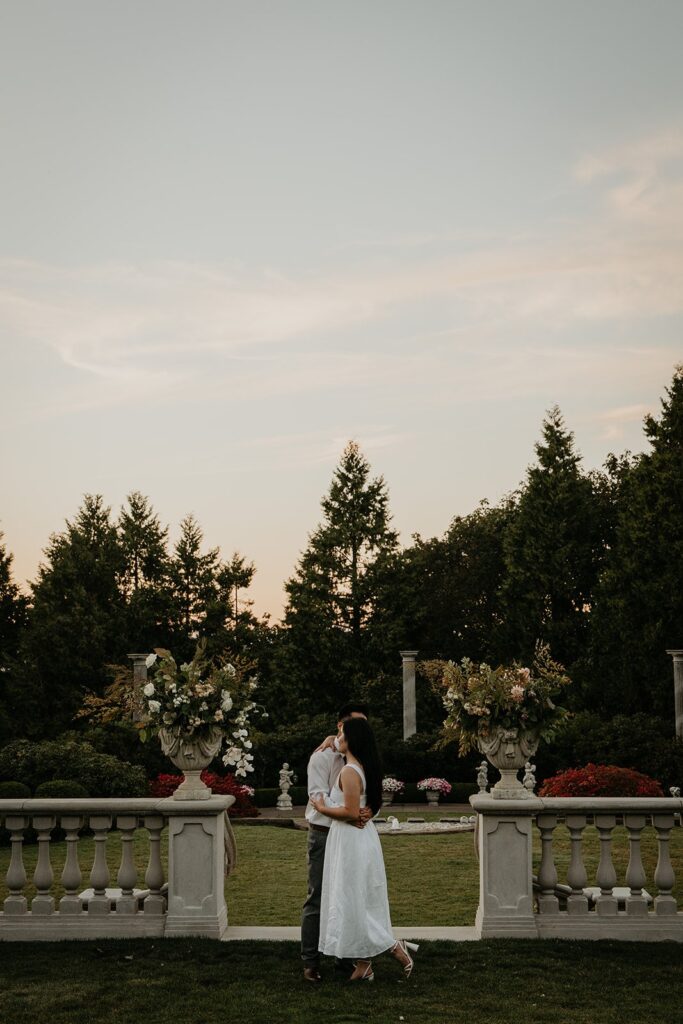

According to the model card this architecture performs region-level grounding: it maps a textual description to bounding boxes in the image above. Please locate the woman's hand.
[310,795,327,814]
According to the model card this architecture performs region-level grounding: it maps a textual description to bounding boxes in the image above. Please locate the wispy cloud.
[595,402,652,441]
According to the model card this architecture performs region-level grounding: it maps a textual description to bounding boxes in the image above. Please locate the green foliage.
[0,530,29,745]
[587,365,683,715]
[0,781,31,798]
[0,738,148,797]
[536,711,683,789]
[250,713,333,787]
[34,779,90,798]
[498,407,605,669]
[281,441,399,710]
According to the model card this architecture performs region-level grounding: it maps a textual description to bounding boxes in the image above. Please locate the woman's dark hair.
[342,717,383,815]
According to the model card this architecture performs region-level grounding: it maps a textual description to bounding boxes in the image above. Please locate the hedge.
[34,779,90,799]
[0,781,31,799]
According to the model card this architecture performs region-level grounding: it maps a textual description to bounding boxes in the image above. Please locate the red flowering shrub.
[539,763,664,798]
[150,771,258,817]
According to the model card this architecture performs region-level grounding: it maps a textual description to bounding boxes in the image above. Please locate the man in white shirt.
[301,702,371,982]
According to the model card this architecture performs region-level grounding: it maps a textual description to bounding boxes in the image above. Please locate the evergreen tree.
[588,366,683,716]
[168,514,222,659]
[281,441,399,709]
[498,407,604,670]
[0,531,29,743]
[16,495,127,735]
[118,492,173,652]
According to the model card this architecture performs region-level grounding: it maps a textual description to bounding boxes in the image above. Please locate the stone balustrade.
[0,796,233,941]
[471,794,683,941]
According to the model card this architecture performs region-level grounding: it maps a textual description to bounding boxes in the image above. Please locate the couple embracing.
[301,703,418,983]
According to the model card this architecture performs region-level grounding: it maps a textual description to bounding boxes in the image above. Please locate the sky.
[1,1,682,620]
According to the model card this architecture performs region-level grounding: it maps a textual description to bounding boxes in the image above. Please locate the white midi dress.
[318,762,396,960]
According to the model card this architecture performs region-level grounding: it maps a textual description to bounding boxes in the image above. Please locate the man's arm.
[311,766,361,822]
[307,749,332,803]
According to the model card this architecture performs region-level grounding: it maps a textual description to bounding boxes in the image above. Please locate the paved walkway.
[222,926,478,941]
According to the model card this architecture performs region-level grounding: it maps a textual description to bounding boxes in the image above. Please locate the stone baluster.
[624,813,649,916]
[144,815,166,914]
[88,814,113,915]
[565,814,589,914]
[59,815,83,914]
[4,815,28,915]
[31,815,56,915]
[536,814,559,914]
[116,814,139,914]
[594,814,618,916]
[652,813,677,916]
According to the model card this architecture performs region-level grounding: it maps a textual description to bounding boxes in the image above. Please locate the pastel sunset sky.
[1,1,682,617]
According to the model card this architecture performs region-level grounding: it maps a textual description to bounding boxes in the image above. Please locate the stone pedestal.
[471,794,539,938]
[163,796,234,939]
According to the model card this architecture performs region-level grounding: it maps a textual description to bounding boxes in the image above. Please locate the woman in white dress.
[311,717,418,982]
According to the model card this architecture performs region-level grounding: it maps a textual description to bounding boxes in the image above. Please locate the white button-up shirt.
[305,747,344,827]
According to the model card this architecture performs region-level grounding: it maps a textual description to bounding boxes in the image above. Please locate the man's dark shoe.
[303,966,322,983]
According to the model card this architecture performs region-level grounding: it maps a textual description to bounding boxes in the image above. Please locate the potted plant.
[381,777,405,806]
[139,642,261,800]
[417,777,452,807]
[426,644,570,799]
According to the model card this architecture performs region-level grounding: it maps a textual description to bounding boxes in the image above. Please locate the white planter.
[382,792,395,806]
[477,726,540,799]
[159,726,224,800]
[425,790,440,807]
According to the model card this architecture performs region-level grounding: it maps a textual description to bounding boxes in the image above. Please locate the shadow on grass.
[0,938,680,1024]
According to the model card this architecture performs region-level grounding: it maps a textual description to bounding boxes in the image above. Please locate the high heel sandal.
[392,940,419,979]
[349,960,374,983]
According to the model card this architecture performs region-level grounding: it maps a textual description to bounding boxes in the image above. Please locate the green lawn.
[1,937,682,1024]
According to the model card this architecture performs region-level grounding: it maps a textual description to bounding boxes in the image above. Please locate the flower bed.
[150,771,258,816]
[539,763,664,798]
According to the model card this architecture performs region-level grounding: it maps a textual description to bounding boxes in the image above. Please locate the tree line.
[0,366,681,771]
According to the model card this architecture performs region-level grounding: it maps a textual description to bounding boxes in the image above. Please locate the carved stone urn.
[477,726,540,799]
[159,726,224,800]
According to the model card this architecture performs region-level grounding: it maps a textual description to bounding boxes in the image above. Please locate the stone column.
[666,650,683,740]
[400,650,418,740]
[470,794,539,938]
[128,653,149,722]
[163,795,234,939]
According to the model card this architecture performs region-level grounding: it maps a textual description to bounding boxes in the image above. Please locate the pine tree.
[281,441,399,708]
[17,495,127,735]
[498,407,604,670]
[168,514,222,658]
[0,531,29,743]
[118,492,173,652]
[588,366,683,716]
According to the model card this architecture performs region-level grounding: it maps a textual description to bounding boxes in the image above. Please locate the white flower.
[214,709,224,722]
[200,701,208,711]
[145,653,157,669]
[143,682,155,697]
[225,663,236,677]
[221,691,233,713]
[148,700,161,714]
[244,740,252,749]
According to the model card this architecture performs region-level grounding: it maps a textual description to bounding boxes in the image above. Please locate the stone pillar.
[666,650,683,739]
[400,650,418,740]
[470,794,539,938]
[163,796,234,939]
[128,653,149,722]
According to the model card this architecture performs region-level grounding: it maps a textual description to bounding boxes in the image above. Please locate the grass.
[1,815,682,925]
[1,937,682,1024]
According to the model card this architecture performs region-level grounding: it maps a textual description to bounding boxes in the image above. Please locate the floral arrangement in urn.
[140,643,261,779]
[381,777,405,794]
[424,643,570,757]
[417,777,452,795]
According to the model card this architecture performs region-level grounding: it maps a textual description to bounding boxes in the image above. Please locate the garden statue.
[523,761,537,792]
[477,760,489,793]
[277,762,295,810]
